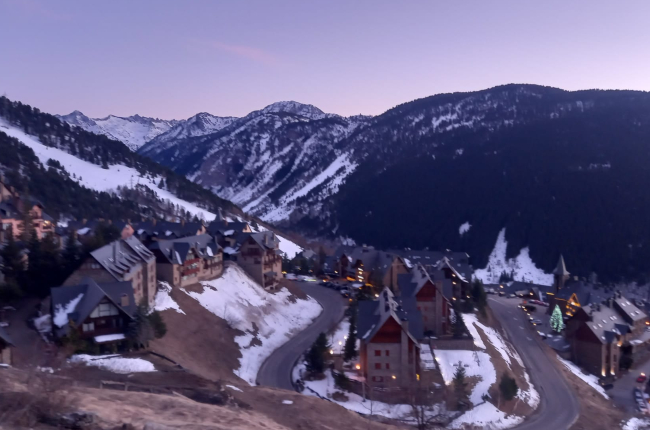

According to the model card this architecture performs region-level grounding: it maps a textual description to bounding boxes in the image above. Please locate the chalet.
[0,176,54,241]
[0,326,13,365]
[397,264,452,336]
[63,236,157,307]
[51,278,136,346]
[149,234,223,288]
[231,231,282,289]
[336,246,409,290]
[565,293,649,377]
[391,249,473,299]
[357,288,423,388]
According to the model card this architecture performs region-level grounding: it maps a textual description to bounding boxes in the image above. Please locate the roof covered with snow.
[90,236,153,281]
[149,234,220,264]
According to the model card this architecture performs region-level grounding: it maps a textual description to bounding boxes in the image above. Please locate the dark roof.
[0,201,20,219]
[206,220,250,235]
[149,234,220,264]
[90,237,153,281]
[397,265,454,302]
[357,287,423,343]
[556,281,614,306]
[613,296,647,323]
[51,278,136,337]
[390,249,472,282]
[336,246,404,280]
[579,302,629,344]
[132,220,205,238]
[237,231,279,251]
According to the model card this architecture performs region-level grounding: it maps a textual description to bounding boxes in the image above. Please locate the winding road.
[489,297,580,430]
[257,282,347,389]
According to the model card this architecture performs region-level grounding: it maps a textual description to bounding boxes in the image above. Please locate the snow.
[557,356,608,398]
[449,402,524,429]
[76,227,90,235]
[225,384,243,392]
[281,400,294,405]
[420,344,436,370]
[474,228,553,286]
[462,313,539,408]
[94,333,126,343]
[0,119,216,221]
[459,222,471,236]
[249,223,303,259]
[154,282,185,315]
[53,293,84,328]
[623,418,650,430]
[223,246,237,255]
[223,229,235,236]
[181,265,322,385]
[34,314,52,333]
[435,350,495,404]
[70,354,156,373]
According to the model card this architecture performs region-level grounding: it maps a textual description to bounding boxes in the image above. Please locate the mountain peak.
[260,101,326,119]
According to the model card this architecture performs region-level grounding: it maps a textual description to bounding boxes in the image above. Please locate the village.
[1,174,650,430]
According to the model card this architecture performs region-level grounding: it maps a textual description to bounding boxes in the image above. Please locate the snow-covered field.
[0,119,216,221]
[474,228,553,286]
[181,265,322,384]
[249,222,303,258]
[69,354,156,374]
[557,356,608,398]
[623,418,650,430]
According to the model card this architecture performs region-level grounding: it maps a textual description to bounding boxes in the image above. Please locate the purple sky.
[1,0,649,119]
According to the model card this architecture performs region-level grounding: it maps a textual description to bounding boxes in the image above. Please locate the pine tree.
[344,310,357,361]
[550,304,565,333]
[0,228,24,285]
[452,308,467,339]
[62,229,81,275]
[306,332,330,375]
[147,311,167,339]
[25,229,42,296]
[18,203,35,242]
[128,301,154,348]
[453,361,468,408]
[471,279,487,313]
[499,373,519,401]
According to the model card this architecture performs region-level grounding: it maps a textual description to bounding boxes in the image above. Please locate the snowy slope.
[474,229,553,285]
[57,111,180,151]
[0,118,216,221]
[180,264,322,385]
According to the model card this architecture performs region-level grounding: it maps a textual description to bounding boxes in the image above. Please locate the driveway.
[489,296,580,430]
[610,359,650,412]
[257,282,347,389]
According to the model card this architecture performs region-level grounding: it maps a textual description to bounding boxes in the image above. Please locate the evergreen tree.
[25,229,42,296]
[452,308,467,339]
[128,302,154,348]
[0,229,24,285]
[343,309,357,361]
[453,361,468,408]
[471,279,487,313]
[499,373,519,401]
[306,332,330,375]
[62,230,82,274]
[147,311,167,339]
[550,305,565,333]
[39,232,63,293]
[18,204,35,242]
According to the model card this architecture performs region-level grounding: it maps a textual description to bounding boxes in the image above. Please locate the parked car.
[537,331,548,339]
[507,293,517,298]
[531,319,543,325]
[340,288,351,298]
[523,305,537,313]
[498,291,506,297]
[637,373,647,383]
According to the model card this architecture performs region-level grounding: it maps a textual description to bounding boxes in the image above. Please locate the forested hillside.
[0,97,241,222]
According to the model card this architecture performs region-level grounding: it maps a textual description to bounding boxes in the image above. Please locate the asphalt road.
[257,282,347,389]
[489,297,580,430]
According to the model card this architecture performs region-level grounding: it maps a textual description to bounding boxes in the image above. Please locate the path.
[489,296,580,430]
[257,282,346,389]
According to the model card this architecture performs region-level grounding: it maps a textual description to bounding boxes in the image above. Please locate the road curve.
[489,298,580,430]
[257,283,347,389]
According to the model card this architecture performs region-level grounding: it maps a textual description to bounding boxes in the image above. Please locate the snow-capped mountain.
[57,111,180,151]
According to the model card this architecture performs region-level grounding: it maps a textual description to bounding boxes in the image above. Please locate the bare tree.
[402,385,447,430]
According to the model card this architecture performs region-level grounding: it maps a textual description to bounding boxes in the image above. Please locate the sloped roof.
[337,246,403,280]
[556,281,614,306]
[614,296,647,322]
[51,278,136,337]
[357,287,423,344]
[0,326,14,346]
[390,249,472,282]
[132,220,204,238]
[90,236,153,281]
[149,234,220,264]
[206,220,250,235]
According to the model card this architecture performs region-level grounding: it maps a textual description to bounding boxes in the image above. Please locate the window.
[374,363,381,369]
[385,350,390,357]
[82,322,95,332]
[90,302,119,318]
[385,363,390,369]
[374,350,381,356]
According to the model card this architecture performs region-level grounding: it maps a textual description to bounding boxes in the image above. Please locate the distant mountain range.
[58,85,650,282]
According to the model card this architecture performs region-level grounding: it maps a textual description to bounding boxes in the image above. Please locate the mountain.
[0,97,241,223]
[142,85,650,283]
[57,110,180,151]
[138,101,370,222]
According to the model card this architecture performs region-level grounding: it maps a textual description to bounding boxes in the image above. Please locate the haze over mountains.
[58,84,650,282]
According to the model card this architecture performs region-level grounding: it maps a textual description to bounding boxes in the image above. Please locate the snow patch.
[153,282,185,315]
[225,384,243,392]
[459,222,471,236]
[181,265,321,385]
[557,356,608,398]
[53,293,84,328]
[70,354,156,373]
[474,228,553,285]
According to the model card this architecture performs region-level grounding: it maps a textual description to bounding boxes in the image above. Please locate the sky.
[1,0,649,120]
